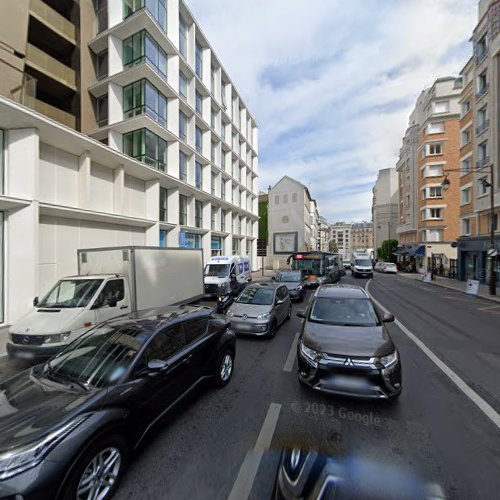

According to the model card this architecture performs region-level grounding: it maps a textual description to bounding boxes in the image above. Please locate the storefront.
[179,231,202,249]
[457,236,500,283]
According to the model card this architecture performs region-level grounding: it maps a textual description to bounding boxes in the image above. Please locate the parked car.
[296,285,402,400]
[382,263,398,274]
[343,259,351,269]
[226,283,292,338]
[273,270,307,301]
[0,306,235,500]
[374,262,386,272]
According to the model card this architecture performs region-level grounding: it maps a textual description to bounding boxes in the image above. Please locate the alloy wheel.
[220,353,233,381]
[77,447,122,500]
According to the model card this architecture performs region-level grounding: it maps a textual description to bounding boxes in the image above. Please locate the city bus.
[286,251,342,287]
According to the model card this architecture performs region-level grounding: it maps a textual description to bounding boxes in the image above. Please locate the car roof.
[315,284,369,299]
[248,282,281,289]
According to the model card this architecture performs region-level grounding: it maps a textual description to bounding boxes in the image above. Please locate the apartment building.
[330,222,352,260]
[351,222,374,253]
[456,0,500,285]
[0,1,260,324]
[372,168,398,256]
[416,76,462,275]
[318,216,331,252]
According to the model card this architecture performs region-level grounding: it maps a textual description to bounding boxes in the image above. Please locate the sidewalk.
[251,269,274,283]
[398,272,500,304]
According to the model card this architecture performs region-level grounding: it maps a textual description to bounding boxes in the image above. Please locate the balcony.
[32,98,76,128]
[29,0,76,45]
[476,83,489,100]
[476,156,490,169]
[476,120,489,136]
[25,43,76,90]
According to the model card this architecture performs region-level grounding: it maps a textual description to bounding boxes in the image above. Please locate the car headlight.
[295,285,303,290]
[257,312,271,320]
[380,351,399,368]
[43,332,71,344]
[299,341,321,367]
[226,310,234,318]
[0,416,87,480]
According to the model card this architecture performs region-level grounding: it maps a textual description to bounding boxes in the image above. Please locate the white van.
[204,255,252,297]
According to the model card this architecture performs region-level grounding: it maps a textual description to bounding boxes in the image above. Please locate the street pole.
[489,164,496,295]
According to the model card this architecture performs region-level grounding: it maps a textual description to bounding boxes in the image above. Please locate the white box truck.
[7,246,204,361]
[204,255,252,297]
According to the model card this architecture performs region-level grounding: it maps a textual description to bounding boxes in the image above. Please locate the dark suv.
[0,306,235,500]
[297,285,401,400]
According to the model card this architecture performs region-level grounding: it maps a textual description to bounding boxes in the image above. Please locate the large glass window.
[95,0,108,33]
[123,128,167,171]
[95,50,108,80]
[211,206,217,230]
[195,161,202,189]
[179,195,188,225]
[179,231,201,248]
[195,126,203,153]
[123,0,166,31]
[179,15,187,57]
[195,91,203,115]
[123,31,166,77]
[195,200,203,228]
[221,209,226,232]
[179,151,187,181]
[123,80,167,127]
[179,111,187,141]
[221,177,225,199]
[95,94,108,127]
[160,187,168,222]
[179,71,188,99]
[195,42,203,78]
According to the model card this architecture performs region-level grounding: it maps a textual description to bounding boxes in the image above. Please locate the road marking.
[228,402,281,500]
[478,304,500,311]
[366,280,500,431]
[283,331,300,372]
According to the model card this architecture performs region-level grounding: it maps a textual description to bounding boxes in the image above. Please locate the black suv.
[0,306,235,500]
[297,285,401,400]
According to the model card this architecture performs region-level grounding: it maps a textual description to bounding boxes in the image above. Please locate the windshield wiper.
[45,365,90,391]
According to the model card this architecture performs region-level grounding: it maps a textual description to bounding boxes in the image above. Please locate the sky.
[186,0,477,223]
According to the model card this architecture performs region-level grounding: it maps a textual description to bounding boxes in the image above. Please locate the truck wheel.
[61,434,128,500]
[214,349,234,387]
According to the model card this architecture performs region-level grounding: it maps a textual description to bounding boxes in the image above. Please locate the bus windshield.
[291,258,324,276]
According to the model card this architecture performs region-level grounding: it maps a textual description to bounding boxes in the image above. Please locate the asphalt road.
[1,273,499,499]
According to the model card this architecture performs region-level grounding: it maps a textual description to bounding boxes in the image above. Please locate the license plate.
[331,375,368,389]
[236,322,252,331]
[15,351,34,360]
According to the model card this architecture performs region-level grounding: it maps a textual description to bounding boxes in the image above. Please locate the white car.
[382,263,398,274]
[374,262,385,272]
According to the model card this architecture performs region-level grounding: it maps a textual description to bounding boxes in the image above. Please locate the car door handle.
[183,355,193,364]
[120,305,128,309]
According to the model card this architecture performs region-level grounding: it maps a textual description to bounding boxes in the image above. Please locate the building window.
[221,122,226,141]
[123,128,167,171]
[461,218,471,236]
[123,79,167,127]
[159,229,168,247]
[179,111,187,141]
[461,100,471,116]
[477,70,488,96]
[179,71,188,99]
[221,151,226,171]
[95,50,108,79]
[123,31,166,77]
[211,206,216,230]
[211,172,216,195]
[428,208,443,220]
[221,83,227,110]
[461,128,471,146]
[211,66,216,95]
[195,126,202,153]
[461,187,471,205]
[221,177,225,199]
[179,195,188,225]
[96,94,108,127]
[195,200,203,228]
[195,161,202,189]
[477,106,488,134]
[179,15,187,57]
[211,235,223,255]
[492,213,499,232]
[427,186,442,198]
[179,151,187,182]
[180,231,201,248]
[427,142,442,156]
[211,108,216,129]
[434,101,449,114]
[195,91,202,115]
[461,157,471,173]
[95,0,108,33]
[232,238,239,254]
[159,187,168,222]
[478,177,489,196]
[195,42,203,78]
[221,209,226,232]
[423,164,444,178]
[427,122,444,134]
[123,0,166,31]
[211,140,216,163]
[478,140,488,166]
[292,192,297,203]
[476,33,488,62]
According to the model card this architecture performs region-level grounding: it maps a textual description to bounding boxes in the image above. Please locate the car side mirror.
[296,310,306,319]
[383,313,395,323]
[271,276,276,281]
[108,297,118,308]
[147,359,169,372]
[33,296,39,307]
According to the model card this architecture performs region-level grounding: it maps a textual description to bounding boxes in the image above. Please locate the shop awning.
[394,245,425,257]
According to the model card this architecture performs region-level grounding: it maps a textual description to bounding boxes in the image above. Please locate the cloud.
[186,0,477,222]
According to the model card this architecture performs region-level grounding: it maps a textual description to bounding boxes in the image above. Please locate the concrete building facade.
[330,222,352,260]
[372,168,398,256]
[351,222,374,254]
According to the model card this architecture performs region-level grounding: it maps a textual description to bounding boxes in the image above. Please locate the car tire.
[286,305,292,321]
[214,348,234,387]
[61,434,128,500]
[268,320,278,339]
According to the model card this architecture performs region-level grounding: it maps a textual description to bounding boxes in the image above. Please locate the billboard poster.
[273,232,298,254]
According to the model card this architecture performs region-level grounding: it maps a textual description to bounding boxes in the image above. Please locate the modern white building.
[372,168,398,255]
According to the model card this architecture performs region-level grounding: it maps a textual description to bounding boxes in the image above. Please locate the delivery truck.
[7,246,204,361]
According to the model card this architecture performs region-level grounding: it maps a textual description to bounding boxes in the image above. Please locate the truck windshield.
[38,279,104,308]
[205,264,231,277]
[355,260,372,267]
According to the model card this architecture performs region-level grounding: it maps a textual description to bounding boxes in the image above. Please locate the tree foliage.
[378,239,398,262]
[258,200,268,240]
[328,240,339,253]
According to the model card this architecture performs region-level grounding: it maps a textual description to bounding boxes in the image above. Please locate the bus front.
[290,253,326,288]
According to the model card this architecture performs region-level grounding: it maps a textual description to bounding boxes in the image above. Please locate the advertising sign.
[422,272,432,283]
[273,232,298,254]
[465,279,480,296]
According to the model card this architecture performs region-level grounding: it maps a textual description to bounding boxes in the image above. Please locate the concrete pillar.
[108,82,123,125]
[113,165,125,214]
[108,1,123,29]
[109,130,122,152]
[145,179,160,245]
[78,151,91,209]
[108,35,123,76]
[167,0,180,51]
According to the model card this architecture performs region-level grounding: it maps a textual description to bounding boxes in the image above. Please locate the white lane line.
[228,402,281,500]
[366,280,500,431]
[478,304,500,311]
[283,330,300,372]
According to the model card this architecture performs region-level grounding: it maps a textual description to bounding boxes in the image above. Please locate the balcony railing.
[25,43,76,90]
[476,120,489,136]
[29,0,76,44]
[476,156,490,169]
[33,99,76,128]
[476,83,489,100]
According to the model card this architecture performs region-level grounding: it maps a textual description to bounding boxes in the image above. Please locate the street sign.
[465,279,480,296]
[257,239,267,257]
[487,248,498,257]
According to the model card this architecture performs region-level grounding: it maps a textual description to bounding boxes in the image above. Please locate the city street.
[1,274,499,499]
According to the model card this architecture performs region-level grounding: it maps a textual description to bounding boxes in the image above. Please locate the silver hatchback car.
[226,283,292,338]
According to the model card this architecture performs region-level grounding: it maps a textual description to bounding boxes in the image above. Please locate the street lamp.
[441,163,496,296]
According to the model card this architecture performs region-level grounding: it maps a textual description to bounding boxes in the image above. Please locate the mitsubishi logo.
[344,357,355,367]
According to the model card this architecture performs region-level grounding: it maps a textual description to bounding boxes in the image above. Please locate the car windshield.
[38,279,103,308]
[205,264,231,277]
[309,297,380,326]
[236,286,275,305]
[276,272,301,282]
[355,259,372,267]
[43,322,153,388]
